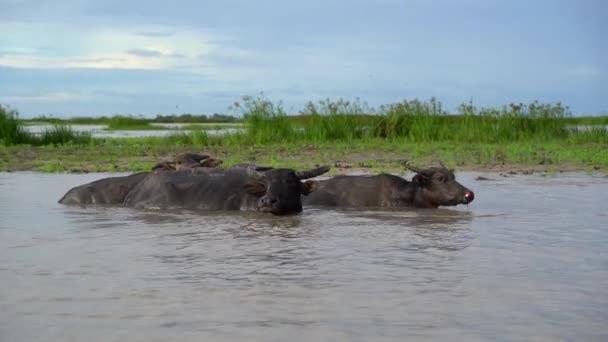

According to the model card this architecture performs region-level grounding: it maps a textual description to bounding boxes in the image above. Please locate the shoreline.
[2,141,606,175]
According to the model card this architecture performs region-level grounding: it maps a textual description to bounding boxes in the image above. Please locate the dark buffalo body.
[59,153,224,206]
[58,172,150,205]
[123,165,329,215]
[303,163,474,209]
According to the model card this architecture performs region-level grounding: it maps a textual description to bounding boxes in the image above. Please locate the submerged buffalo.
[58,172,151,205]
[123,165,330,215]
[152,153,223,172]
[303,161,474,208]
[59,153,223,205]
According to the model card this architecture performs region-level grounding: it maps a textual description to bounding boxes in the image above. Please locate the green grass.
[177,123,244,131]
[2,105,91,146]
[105,115,152,130]
[232,95,296,144]
[36,125,92,146]
[1,105,31,145]
[237,96,607,145]
[3,97,608,172]
[563,116,608,125]
[2,138,606,173]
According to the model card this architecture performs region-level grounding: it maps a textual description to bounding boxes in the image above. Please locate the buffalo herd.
[59,153,474,215]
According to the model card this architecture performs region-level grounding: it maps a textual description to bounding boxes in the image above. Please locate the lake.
[0,171,606,341]
[22,123,244,138]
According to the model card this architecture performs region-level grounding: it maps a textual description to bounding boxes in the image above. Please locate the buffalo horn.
[401,161,426,174]
[189,153,211,162]
[245,165,267,180]
[295,166,330,180]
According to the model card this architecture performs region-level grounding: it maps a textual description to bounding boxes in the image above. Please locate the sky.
[0,0,606,117]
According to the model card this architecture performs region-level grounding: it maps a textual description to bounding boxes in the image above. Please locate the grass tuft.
[106,115,151,130]
[1,105,30,145]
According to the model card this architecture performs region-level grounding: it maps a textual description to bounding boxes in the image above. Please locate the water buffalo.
[152,153,224,172]
[303,161,474,208]
[123,165,330,215]
[59,154,223,205]
[58,172,151,205]
[174,153,223,170]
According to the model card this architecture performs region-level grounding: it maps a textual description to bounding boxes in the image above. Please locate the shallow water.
[0,172,606,341]
[22,124,242,138]
[23,124,107,134]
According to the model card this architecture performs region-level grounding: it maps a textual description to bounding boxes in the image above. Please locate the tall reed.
[1,105,92,146]
[0,105,30,145]
[233,95,295,144]
[298,98,372,142]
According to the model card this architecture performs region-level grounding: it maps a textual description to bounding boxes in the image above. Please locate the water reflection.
[338,207,474,227]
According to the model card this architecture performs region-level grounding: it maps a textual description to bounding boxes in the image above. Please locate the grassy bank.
[2,97,608,173]
[1,138,606,174]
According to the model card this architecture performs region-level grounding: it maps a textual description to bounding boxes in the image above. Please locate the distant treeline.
[154,113,240,123]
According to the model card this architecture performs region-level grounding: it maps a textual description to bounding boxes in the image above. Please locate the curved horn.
[400,160,425,174]
[151,161,175,171]
[174,153,210,162]
[189,153,211,162]
[246,165,267,181]
[295,165,330,180]
[438,161,448,169]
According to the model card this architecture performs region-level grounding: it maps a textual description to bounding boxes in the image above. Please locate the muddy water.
[0,172,606,341]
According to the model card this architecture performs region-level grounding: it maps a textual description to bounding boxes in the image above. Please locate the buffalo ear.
[244,181,266,197]
[413,173,428,186]
[301,180,318,195]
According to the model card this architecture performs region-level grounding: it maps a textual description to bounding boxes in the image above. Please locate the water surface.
[22,124,243,138]
[1,172,606,341]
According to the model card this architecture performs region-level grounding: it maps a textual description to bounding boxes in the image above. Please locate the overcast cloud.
[0,0,605,116]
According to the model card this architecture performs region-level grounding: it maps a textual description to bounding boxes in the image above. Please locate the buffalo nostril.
[464,191,475,203]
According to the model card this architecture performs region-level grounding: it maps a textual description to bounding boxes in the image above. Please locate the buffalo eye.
[435,175,445,182]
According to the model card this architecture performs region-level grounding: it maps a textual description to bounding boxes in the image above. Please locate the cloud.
[3,91,83,103]
[127,48,186,59]
[167,53,186,59]
[73,57,127,63]
[1,0,606,116]
[127,48,163,58]
[135,31,175,37]
[0,22,243,71]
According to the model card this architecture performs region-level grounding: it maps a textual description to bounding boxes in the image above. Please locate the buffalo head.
[244,165,330,215]
[152,162,176,173]
[402,161,474,207]
[151,153,223,173]
[175,153,223,170]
